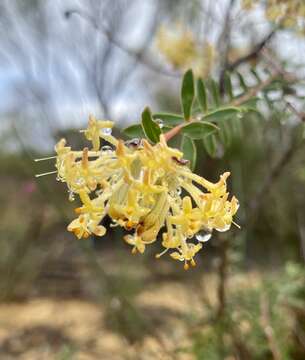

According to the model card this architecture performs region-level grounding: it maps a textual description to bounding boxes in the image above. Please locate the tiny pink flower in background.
[21,180,37,195]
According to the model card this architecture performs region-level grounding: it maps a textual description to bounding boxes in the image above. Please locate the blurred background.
[1,0,305,359]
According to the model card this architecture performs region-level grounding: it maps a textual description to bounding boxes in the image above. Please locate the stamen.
[155,248,168,258]
[191,259,196,267]
[34,156,57,162]
[35,170,57,177]
[233,221,241,229]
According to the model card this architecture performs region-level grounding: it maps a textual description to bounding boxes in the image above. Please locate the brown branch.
[164,122,186,142]
[261,48,297,83]
[231,72,278,106]
[246,50,303,220]
[249,140,299,217]
[228,31,275,72]
[216,237,229,320]
[64,9,179,78]
[219,30,276,91]
[260,293,282,360]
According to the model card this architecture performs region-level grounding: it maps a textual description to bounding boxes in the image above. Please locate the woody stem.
[163,122,187,142]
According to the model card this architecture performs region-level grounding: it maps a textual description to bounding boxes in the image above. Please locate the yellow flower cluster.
[156,24,216,77]
[55,116,239,269]
[242,0,305,33]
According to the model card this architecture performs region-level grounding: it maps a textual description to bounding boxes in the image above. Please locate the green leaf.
[202,107,241,122]
[231,117,243,140]
[181,69,195,120]
[224,72,234,100]
[218,119,232,148]
[122,124,145,139]
[181,136,197,171]
[208,78,221,108]
[196,78,208,113]
[141,107,161,143]
[237,72,248,92]
[250,68,261,83]
[181,121,219,140]
[152,113,184,127]
[240,97,260,108]
[203,134,218,158]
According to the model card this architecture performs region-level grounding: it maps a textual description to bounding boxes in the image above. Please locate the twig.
[247,52,303,219]
[261,48,297,83]
[231,72,278,106]
[286,101,305,122]
[296,208,305,263]
[64,8,179,78]
[248,137,300,217]
[228,31,275,72]
[219,30,275,90]
[260,293,282,360]
[216,237,229,320]
[218,0,236,76]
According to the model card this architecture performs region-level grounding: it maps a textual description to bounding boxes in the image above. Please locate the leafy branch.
[123,65,294,170]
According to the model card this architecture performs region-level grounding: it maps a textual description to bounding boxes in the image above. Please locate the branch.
[227,31,275,72]
[219,30,276,91]
[246,51,304,219]
[216,237,229,320]
[164,71,281,142]
[249,140,300,217]
[64,9,179,78]
[260,293,282,360]
[231,72,278,106]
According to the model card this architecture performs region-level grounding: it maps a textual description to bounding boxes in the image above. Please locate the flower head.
[156,23,216,76]
[54,115,239,268]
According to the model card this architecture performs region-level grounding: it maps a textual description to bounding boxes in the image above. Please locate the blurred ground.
[0,267,261,360]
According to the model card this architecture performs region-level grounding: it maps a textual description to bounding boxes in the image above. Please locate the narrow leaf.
[202,107,241,122]
[224,72,234,100]
[250,68,261,83]
[208,78,221,108]
[237,72,248,92]
[181,121,219,140]
[181,136,197,171]
[231,117,243,140]
[181,69,195,120]
[196,78,208,112]
[219,119,232,148]
[122,124,145,139]
[141,107,161,143]
[203,134,218,158]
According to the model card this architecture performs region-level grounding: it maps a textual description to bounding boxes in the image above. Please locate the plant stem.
[216,236,229,320]
[163,122,187,142]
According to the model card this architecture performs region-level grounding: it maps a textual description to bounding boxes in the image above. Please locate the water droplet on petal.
[216,224,231,232]
[75,178,84,186]
[155,119,164,129]
[101,127,112,135]
[102,145,113,153]
[196,230,212,242]
[68,190,75,201]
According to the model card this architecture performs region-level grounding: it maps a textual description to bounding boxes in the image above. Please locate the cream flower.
[54,115,239,269]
